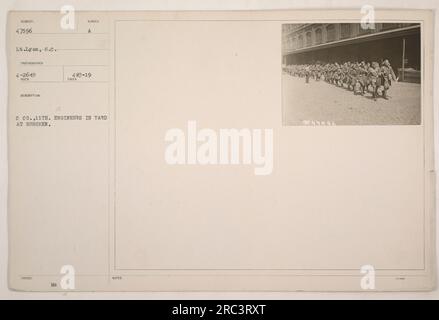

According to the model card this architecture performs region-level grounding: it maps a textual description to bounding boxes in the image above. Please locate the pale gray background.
[0,0,438,299]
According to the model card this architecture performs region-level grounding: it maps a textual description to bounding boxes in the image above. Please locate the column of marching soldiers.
[283,60,398,101]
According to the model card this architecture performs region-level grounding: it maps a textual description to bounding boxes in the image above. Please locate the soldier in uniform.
[285,59,397,101]
[352,65,363,95]
[368,62,381,101]
[379,59,398,99]
[305,66,310,83]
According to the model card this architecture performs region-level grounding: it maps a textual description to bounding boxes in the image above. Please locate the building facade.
[282,23,421,82]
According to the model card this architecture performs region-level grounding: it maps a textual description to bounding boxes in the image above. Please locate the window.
[298,35,304,48]
[326,24,335,42]
[315,28,322,44]
[340,24,351,39]
[306,32,312,46]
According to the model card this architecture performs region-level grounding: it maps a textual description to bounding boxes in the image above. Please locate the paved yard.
[282,73,421,125]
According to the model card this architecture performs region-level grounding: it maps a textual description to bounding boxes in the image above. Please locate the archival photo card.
[6,9,435,292]
[282,23,421,125]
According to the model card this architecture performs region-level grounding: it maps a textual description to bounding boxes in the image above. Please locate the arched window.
[298,34,304,48]
[306,32,312,46]
[326,24,335,42]
[340,24,351,39]
[315,28,322,44]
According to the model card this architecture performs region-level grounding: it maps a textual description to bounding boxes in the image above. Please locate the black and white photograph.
[1,2,438,301]
[282,23,421,125]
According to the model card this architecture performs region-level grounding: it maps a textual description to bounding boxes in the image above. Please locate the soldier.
[352,66,363,95]
[368,62,380,101]
[379,59,398,99]
[316,66,322,81]
[357,62,369,95]
[285,59,396,101]
[303,65,310,83]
